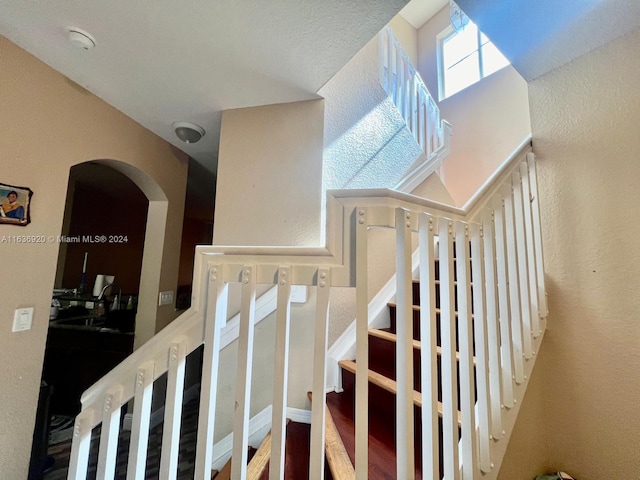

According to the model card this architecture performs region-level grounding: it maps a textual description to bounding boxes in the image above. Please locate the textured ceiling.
[0,0,408,176]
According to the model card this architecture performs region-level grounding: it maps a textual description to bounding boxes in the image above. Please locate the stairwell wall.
[522,27,640,478]
[210,99,325,436]
[416,6,531,206]
[0,35,188,479]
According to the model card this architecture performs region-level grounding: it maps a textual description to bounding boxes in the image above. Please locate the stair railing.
[379,27,445,161]
[334,140,546,480]
[68,140,546,480]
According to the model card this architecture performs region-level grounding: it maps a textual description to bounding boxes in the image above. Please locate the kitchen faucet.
[97,283,122,311]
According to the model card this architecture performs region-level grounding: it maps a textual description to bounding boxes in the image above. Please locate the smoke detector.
[67,28,96,50]
[172,122,205,144]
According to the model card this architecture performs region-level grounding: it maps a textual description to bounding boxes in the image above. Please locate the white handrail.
[68,143,546,480]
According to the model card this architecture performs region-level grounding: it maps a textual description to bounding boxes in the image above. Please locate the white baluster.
[379,29,387,92]
[520,162,541,337]
[481,208,504,440]
[126,362,155,480]
[511,172,533,359]
[395,207,415,480]
[396,52,404,116]
[455,223,477,480]
[270,267,293,480]
[426,100,434,157]
[470,221,493,473]
[492,196,515,410]
[195,265,228,479]
[231,265,258,480]
[67,408,94,480]
[418,213,439,480]
[160,339,187,480]
[97,387,123,480]
[502,188,526,384]
[355,207,369,480]
[388,29,395,102]
[526,153,549,319]
[309,268,331,480]
[418,89,426,153]
[439,219,460,480]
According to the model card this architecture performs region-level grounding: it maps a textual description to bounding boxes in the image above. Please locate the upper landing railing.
[379,27,446,162]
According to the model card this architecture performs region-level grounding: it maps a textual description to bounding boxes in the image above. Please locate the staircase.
[66,134,544,480]
[327,268,470,479]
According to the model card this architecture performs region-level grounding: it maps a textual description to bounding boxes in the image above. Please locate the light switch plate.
[13,307,34,332]
[159,291,174,306]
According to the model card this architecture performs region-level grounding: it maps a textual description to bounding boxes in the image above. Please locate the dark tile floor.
[44,397,200,480]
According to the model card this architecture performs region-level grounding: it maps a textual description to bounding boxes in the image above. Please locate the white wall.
[389,15,418,65]
[319,34,422,194]
[320,16,458,346]
[522,27,640,479]
[214,100,325,247]
[210,99,326,441]
[416,7,531,205]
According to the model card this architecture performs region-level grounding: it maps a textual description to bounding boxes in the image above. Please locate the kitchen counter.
[49,315,134,334]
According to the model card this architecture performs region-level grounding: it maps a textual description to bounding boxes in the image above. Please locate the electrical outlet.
[13,307,34,332]
[159,291,174,306]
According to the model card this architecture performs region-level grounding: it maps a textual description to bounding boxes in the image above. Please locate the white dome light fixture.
[67,27,96,50]
[172,121,205,144]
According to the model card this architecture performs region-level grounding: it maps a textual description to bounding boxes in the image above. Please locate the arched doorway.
[44,159,168,416]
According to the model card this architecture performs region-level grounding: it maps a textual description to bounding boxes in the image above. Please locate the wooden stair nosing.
[246,429,272,480]
[338,359,462,426]
[412,279,467,285]
[368,328,475,364]
[307,392,356,480]
[245,419,293,480]
[387,302,473,318]
[213,457,232,480]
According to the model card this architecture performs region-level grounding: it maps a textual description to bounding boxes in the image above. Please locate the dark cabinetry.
[42,327,134,415]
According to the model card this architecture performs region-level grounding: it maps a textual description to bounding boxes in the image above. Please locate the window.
[437,22,510,100]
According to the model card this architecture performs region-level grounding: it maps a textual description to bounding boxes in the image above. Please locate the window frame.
[436,23,508,101]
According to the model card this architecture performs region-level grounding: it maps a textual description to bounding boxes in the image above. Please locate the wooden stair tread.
[214,457,232,480]
[368,327,421,349]
[368,328,474,364]
[387,302,473,318]
[246,429,273,480]
[411,279,466,285]
[338,359,461,426]
[308,392,355,480]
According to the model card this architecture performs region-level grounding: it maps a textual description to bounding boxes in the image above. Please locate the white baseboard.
[286,407,312,424]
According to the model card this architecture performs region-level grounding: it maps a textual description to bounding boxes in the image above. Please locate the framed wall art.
[0,182,33,226]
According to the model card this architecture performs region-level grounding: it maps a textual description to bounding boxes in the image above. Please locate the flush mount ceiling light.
[67,27,96,50]
[172,121,205,144]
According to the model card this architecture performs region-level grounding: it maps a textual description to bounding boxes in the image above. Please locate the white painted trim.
[286,407,312,424]
[220,285,307,350]
[394,121,453,193]
[210,405,312,470]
